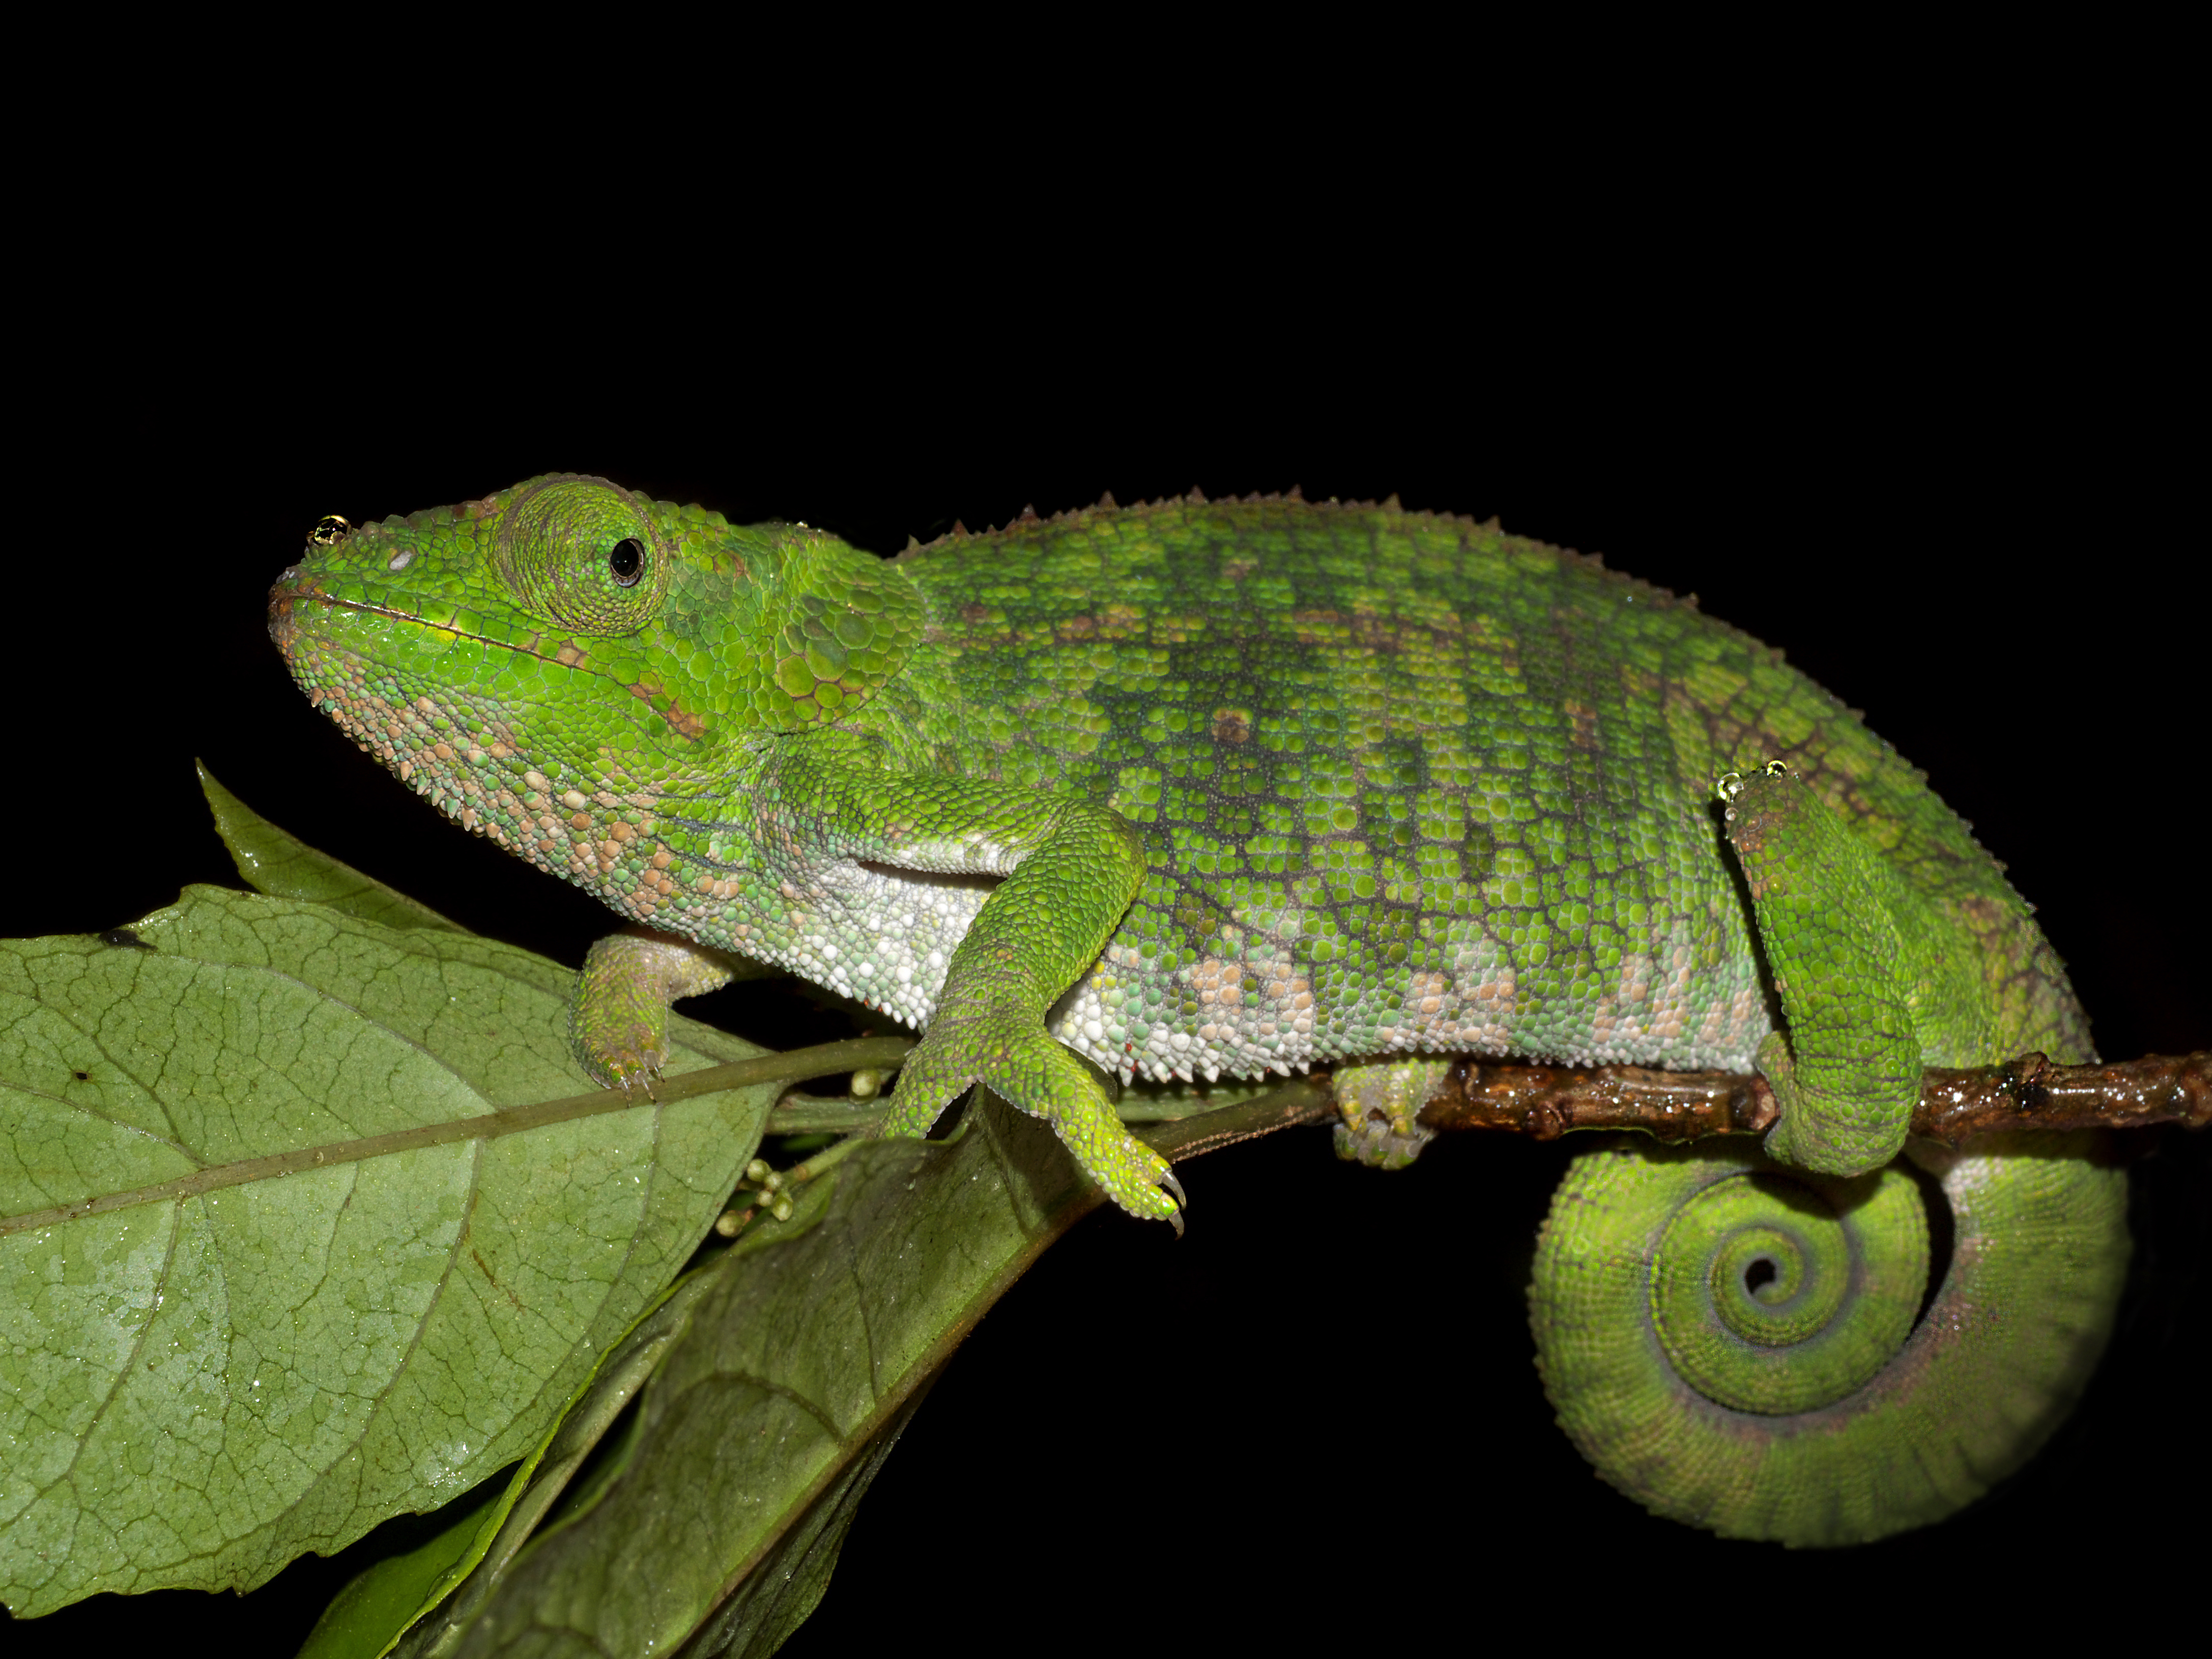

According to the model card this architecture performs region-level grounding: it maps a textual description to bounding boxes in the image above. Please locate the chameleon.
[268,473,2130,1544]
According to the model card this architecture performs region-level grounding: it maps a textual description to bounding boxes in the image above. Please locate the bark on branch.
[1411,1050,2211,1146]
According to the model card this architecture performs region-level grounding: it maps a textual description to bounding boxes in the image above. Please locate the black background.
[8,176,2202,1653]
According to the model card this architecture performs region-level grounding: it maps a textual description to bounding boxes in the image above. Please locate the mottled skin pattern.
[878,506,2086,1101]
[267,477,2091,1191]
[268,475,2129,1539]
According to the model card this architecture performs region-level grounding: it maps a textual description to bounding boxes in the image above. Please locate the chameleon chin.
[271,474,2130,1547]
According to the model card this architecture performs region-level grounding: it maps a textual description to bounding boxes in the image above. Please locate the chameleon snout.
[266,567,313,660]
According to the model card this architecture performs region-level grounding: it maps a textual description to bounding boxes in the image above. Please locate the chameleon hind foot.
[1718,764,1942,1178]
[1331,1059,1451,1169]
[881,991,1185,1225]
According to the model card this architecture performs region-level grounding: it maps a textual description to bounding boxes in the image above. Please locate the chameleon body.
[269,476,2128,1541]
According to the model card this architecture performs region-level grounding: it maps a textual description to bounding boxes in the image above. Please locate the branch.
[1411,1050,2211,1145]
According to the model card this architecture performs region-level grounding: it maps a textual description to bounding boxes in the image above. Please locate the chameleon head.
[267,475,725,818]
[268,474,927,885]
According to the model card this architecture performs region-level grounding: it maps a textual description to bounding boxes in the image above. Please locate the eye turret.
[497,479,667,633]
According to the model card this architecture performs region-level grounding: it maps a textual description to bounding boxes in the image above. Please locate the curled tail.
[1528,1132,2129,1546]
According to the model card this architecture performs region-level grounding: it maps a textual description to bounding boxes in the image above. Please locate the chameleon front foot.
[881,995,1187,1227]
[570,930,740,1088]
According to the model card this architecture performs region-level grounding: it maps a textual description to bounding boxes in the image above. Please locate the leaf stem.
[0,1036,916,1238]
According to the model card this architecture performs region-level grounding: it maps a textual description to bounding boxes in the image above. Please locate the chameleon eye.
[498,477,666,633]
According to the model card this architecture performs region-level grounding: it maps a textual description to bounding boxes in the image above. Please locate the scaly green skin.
[1722,761,2004,1175]
[1530,1134,2130,1545]
[268,475,2125,1540]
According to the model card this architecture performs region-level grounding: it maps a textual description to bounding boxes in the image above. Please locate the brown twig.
[1410,1051,2210,1145]
[1912,1051,2211,1143]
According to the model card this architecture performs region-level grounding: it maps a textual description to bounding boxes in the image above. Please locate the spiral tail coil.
[1529,1134,2130,1546]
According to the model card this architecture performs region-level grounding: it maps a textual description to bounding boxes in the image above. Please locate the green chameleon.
[270,474,2130,1547]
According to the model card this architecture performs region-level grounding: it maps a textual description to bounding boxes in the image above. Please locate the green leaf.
[415,1082,1330,1657]
[390,1241,761,1657]
[672,1386,932,1659]
[196,759,466,934]
[306,1250,750,1659]
[296,1473,511,1659]
[0,886,784,1617]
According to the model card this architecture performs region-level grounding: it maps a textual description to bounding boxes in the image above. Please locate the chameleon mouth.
[271,586,459,640]
[267,579,576,672]
[268,574,710,742]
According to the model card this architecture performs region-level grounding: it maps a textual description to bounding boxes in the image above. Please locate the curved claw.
[1168,1208,1186,1240]
[1161,1169,1188,1211]
[605,1063,662,1102]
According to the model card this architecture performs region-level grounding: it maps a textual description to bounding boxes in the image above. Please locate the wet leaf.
[0,886,783,1617]
[296,1473,510,1659]
[197,759,466,935]
[419,1083,1330,1657]
[671,1387,931,1659]
[306,1250,750,1659]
